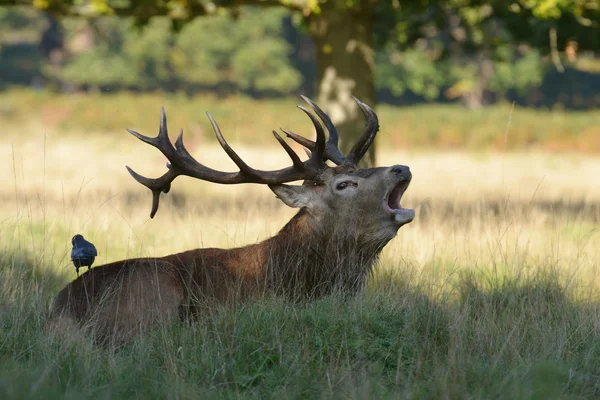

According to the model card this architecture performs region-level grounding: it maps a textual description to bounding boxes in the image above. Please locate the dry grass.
[2,131,599,285]
[1,98,600,398]
[2,89,600,152]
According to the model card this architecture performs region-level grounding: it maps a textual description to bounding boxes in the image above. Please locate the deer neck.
[263,209,387,299]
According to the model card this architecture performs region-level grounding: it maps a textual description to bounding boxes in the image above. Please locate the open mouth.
[385,179,415,223]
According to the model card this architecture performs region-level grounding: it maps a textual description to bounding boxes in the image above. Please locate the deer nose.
[390,165,411,179]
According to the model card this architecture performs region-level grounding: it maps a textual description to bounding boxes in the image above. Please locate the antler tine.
[300,95,339,147]
[272,130,304,169]
[345,97,380,165]
[126,106,331,218]
[174,128,190,162]
[126,107,179,218]
[280,128,313,150]
[206,112,263,179]
[126,107,177,160]
[296,106,326,167]
[283,98,347,166]
[125,166,176,218]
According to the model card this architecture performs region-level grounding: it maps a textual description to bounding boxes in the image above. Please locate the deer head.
[125,96,414,246]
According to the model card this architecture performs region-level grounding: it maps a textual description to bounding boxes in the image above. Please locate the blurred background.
[1,2,599,153]
[2,2,600,108]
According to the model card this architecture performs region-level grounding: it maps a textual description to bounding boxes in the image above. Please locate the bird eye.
[336,181,348,190]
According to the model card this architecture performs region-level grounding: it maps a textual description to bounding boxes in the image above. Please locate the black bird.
[71,234,97,277]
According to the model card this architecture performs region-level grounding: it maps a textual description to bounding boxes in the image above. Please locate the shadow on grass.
[109,269,598,399]
[0,248,66,296]
[0,247,67,342]
[120,190,600,225]
[1,258,599,398]
[416,197,600,224]
[4,190,598,226]
[121,189,600,227]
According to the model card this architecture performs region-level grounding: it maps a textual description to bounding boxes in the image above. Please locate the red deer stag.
[50,96,414,343]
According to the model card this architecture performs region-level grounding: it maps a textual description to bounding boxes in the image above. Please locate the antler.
[283,95,379,167]
[126,107,327,218]
[281,95,346,166]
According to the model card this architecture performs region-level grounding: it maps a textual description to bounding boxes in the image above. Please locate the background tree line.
[2,5,599,110]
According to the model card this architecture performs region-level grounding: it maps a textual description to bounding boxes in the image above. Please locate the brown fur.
[50,161,414,344]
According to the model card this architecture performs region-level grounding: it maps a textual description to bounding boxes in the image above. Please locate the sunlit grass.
[3,133,599,283]
[2,88,600,152]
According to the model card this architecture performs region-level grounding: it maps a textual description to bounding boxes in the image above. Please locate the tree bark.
[460,42,494,109]
[308,4,376,167]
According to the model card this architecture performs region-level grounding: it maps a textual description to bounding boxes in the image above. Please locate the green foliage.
[1,2,600,106]
[494,0,599,51]
[376,47,446,100]
[490,49,545,95]
[374,0,600,105]
[52,17,178,89]
[173,8,301,92]
[0,7,49,86]
[42,8,302,93]
[376,35,546,102]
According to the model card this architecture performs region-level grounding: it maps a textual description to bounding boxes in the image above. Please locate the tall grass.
[1,96,599,398]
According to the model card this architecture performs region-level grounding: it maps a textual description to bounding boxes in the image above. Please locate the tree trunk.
[461,46,494,109]
[308,4,376,167]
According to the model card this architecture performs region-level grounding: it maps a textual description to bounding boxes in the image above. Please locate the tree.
[377,1,600,108]
[42,8,301,93]
[3,0,600,165]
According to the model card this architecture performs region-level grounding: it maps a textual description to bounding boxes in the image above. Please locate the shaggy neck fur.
[262,209,393,300]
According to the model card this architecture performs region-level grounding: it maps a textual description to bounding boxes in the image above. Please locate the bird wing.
[71,245,96,259]
[71,247,86,259]
[84,245,98,257]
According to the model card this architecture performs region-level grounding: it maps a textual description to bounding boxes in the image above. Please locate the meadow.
[1,90,600,398]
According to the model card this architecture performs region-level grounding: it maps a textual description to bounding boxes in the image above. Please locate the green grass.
[1,250,599,399]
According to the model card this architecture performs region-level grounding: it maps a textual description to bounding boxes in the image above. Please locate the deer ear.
[268,184,314,209]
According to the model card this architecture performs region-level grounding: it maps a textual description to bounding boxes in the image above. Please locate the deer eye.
[336,182,348,190]
[336,181,357,190]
